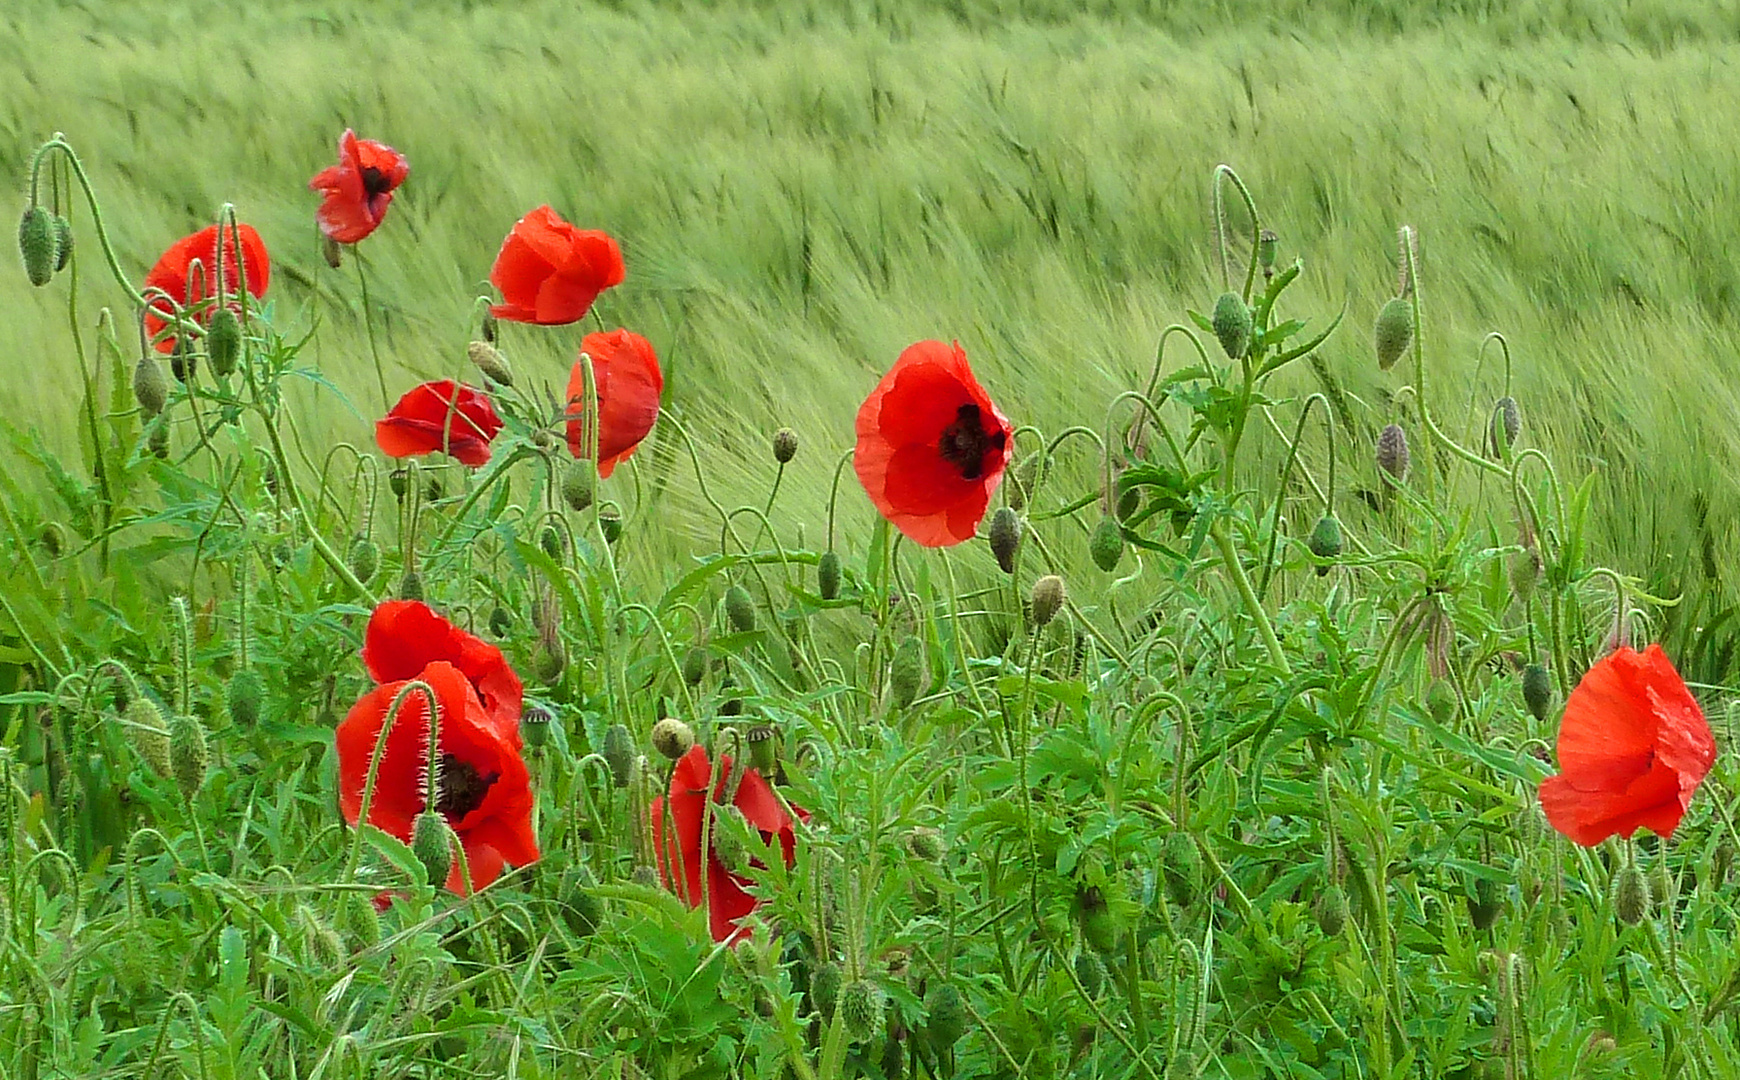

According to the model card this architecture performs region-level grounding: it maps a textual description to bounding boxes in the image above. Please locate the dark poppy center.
[436,753,497,821]
[360,166,393,197]
[937,403,1006,481]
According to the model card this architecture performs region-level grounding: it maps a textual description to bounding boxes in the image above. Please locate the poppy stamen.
[360,166,393,198]
[436,753,498,821]
[938,404,1005,481]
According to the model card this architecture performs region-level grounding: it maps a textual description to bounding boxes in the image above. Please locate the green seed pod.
[599,508,622,544]
[709,804,749,873]
[18,206,55,287]
[125,697,172,778]
[1376,423,1409,483]
[725,585,757,633]
[522,704,551,749]
[1257,228,1279,275]
[389,469,409,499]
[562,459,597,513]
[889,636,924,709]
[772,427,799,464]
[411,810,453,888]
[905,827,945,861]
[1373,296,1414,371]
[226,668,264,728]
[809,960,843,1020]
[336,890,380,950]
[1162,832,1202,908]
[1211,291,1252,360]
[651,717,694,762]
[1614,863,1650,927]
[1314,884,1349,937]
[488,605,512,638]
[1074,949,1106,997]
[205,307,241,378]
[681,646,709,686]
[1031,575,1066,629]
[1522,664,1553,724]
[1090,516,1123,573]
[603,723,635,787]
[817,551,842,600]
[1467,875,1503,931]
[1488,396,1521,457]
[346,535,380,585]
[1426,679,1457,725]
[52,215,73,273]
[133,354,169,418]
[839,979,884,1043]
[468,340,513,386]
[538,525,562,559]
[1307,514,1343,575]
[746,724,777,774]
[922,983,967,1051]
[168,713,208,802]
[987,507,1021,575]
[398,570,423,601]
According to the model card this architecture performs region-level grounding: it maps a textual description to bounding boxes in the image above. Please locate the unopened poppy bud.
[411,810,453,887]
[889,636,924,709]
[1614,863,1650,926]
[651,717,694,761]
[538,526,561,559]
[840,980,884,1043]
[630,863,660,889]
[1374,297,1413,371]
[1007,453,1042,511]
[809,960,843,1019]
[1075,885,1119,953]
[346,535,379,585]
[725,585,757,633]
[398,571,423,601]
[1212,292,1251,360]
[18,206,55,286]
[599,507,622,544]
[534,642,566,683]
[147,419,170,459]
[1426,679,1457,724]
[467,340,513,386]
[1376,423,1409,482]
[389,469,409,499]
[479,309,497,344]
[709,804,749,872]
[746,724,777,773]
[988,507,1021,574]
[336,891,379,950]
[681,646,709,686]
[226,669,264,728]
[1162,832,1201,908]
[522,703,552,749]
[923,983,967,1051]
[301,907,344,966]
[772,427,799,464]
[559,864,604,936]
[1074,950,1106,996]
[37,522,64,557]
[1314,883,1349,936]
[1509,546,1540,604]
[1522,663,1552,723]
[321,233,343,270]
[1258,228,1279,275]
[1488,396,1521,456]
[1090,516,1123,572]
[602,723,634,786]
[817,551,842,600]
[170,340,197,383]
[1031,575,1066,629]
[168,713,208,802]
[1168,1048,1199,1080]
[133,354,169,417]
[206,307,241,378]
[906,826,945,861]
[1307,514,1343,575]
[1467,875,1503,931]
[125,697,172,777]
[50,214,72,273]
[562,459,596,512]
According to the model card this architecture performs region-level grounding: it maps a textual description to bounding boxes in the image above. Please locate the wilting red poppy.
[336,600,535,895]
[309,129,410,244]
[651,744,805,944]
[854,340,1012,547]
[375,380,504,468]
[1539,644,1716,847]
[488,205,624,325]
[564,329,663,478]
[142,224,270,353]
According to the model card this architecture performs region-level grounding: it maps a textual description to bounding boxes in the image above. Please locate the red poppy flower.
[854,340,1013,547]
[488,205,625,325]
[651,744,805,944]
[564,329,663,478]
[375,380,505,468]
[142,224,270,353]
[309,129,410,244]
[1538,644,1716,847]
[336,600,535,895]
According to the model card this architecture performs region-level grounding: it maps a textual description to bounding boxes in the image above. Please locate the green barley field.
[7,0,1740,1076]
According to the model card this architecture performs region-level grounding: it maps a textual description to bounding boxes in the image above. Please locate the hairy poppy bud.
[602,723,634,786]
[398,570,423,601]
[534,642,566,683]
[1258,228,1279,275]
[336,890,380,950]
[817,550,842,600]
[486,605,512,639]
[125,697,172,778]
[725,585,757,633]
[630,863,660,889]
[1074,950,1106,997]
[301,906,344,966]
[1374,297,1413,371]
[1307,514,1342,575]
[321,233,343,270]
[1031,575,1066,629]
[1426,679,1456,724]
[168,712,208,802]
[840,980,884,1043]
[1007,453,1042,511]
[1075,885,1119,953]
[562,460,596,513]
[1376,423,1409,483]
[18,206,55,286]
[346,535,379,585]
[51,215,73,272]
[468,340,513,387]
[133,355,169,418]
[906,826,945,861]
[746,724,777,773]
[1090,516,1123,572]
[923,983,967,1052]
[1212,292,1251,360]
[205,307,241,378]
[1314,884,1349,936]
[37,522,64,558]
[147,419,170,459]
[809,960,842,1019]
[681,646,709,686]
[988,507,1021,575]
[1467,875,1503,931]
[1488,396,1521,457]
[772,427,799,464]
[1614,863,1650,926]
[1162,832,1201,908]
[1509,546,1540,604]
[538,525,561,559]
[226,669,264,728]
[599,508,622,544]
[651,717,694,762]
[709,804,749,873]
[411,810,453,887]
[889,636,924,709]
[1522,663,1552,723]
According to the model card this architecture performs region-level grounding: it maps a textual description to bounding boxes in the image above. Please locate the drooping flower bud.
[1426,679,1457,724]
[1374,297,1413,371]
[411,810,454,888]
[1090,516,1123,572]
[538,526,562,559]
[772,427,799,464]
[1074,949,1107,996]
[147,421,171,460]
[467,340,513,386]
[340,535,377,585]
[562,459,596,513]
[1488,396,1521,457]
[889,636,924,709]
[1162,832,1201,908]
[168,713,208,802]
[1508,546,1540,605]
[651,717,694,762]
[133,355,169,418]
[321,233,343,270]
[709,804,750,873]
[1030,575,1066,629]
[1314,884,1349,936]
[602,723,635,787]
[336,890,380,950]
[18,206,55,286]
[205,307,241,378]
[725,585,757,633]
[1211,292,1251,360]
[1614,863,1650,926]
[839,979,884,1043]
[1376,423,1409,483]
[681,646,710,686]
[226,669,264,728]
[1075,885,1119,953]
[125,697,172,778]
[905,826,945,861]
[398,570,423,601]
[1467,875,1503,931]
[1522,663,1553,723]
[1307,514,1343,575]
[988,507,1021,574]
[809,960,843,1019]
[922,984,967,1052]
